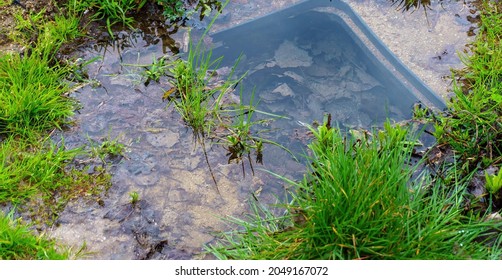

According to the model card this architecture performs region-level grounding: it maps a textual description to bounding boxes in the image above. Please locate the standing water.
[48,0,471,259]
[208,0,445,159]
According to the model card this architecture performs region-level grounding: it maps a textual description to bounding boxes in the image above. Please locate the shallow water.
[346,0,479,99]
[48,0,477,259]
[50,29,301,259]
[210,7,416,150]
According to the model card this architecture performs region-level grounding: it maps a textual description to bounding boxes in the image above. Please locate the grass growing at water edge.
[0,3,113,259]
[0,50,76,138]
[435,2,501,166]
[0,137,80,205]
[68,0,222,38]
[0,212,69,260]
[206,121,502,259]
[415,1,501,209]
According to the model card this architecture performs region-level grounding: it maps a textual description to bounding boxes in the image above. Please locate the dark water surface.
[211,9,414,155]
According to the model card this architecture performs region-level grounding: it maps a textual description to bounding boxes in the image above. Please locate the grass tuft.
[69,0,142,36]
[206,121,502,259]
[0,50,76,138]
[421,2,501,169]
[0,137,81,205]
[0,212,69,260]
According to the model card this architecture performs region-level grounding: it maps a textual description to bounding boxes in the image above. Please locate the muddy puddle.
[50,29,301,260]
[47,0,478,259]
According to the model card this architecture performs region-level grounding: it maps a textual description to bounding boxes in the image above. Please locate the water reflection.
[210,7,420,156]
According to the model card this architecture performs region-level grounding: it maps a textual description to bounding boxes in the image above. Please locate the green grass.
[0,0,498,261]
[157,0,222,22]
[44,13,83,44]
[11,8,46,43]
[0,137,81,205]
[129,191,140,206]
[413,1,501,212]
[165,1,288,182]
[0,3,111,259]
[88,134,127,163]
[66,0,222,36]
[212,88,292,174]
[165,0,244,141]
[157,0,187,22]
[0,3,87,139]
[206,122,502,259]
[0,1,111,209]
[10,3,84,54]
[0,51,77,138]
[166,54,218,139]
[424,2,501,169]
[0,212,69,260]
[70,0,145,36]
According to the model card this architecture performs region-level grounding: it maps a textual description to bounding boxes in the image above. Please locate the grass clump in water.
[165,51,222,140]
[165,33,259,185]
[164,2,286,183]
[206,121,502,259]
[163,0,240,140]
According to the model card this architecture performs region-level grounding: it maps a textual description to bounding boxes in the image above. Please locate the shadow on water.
[49,0,449,259]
